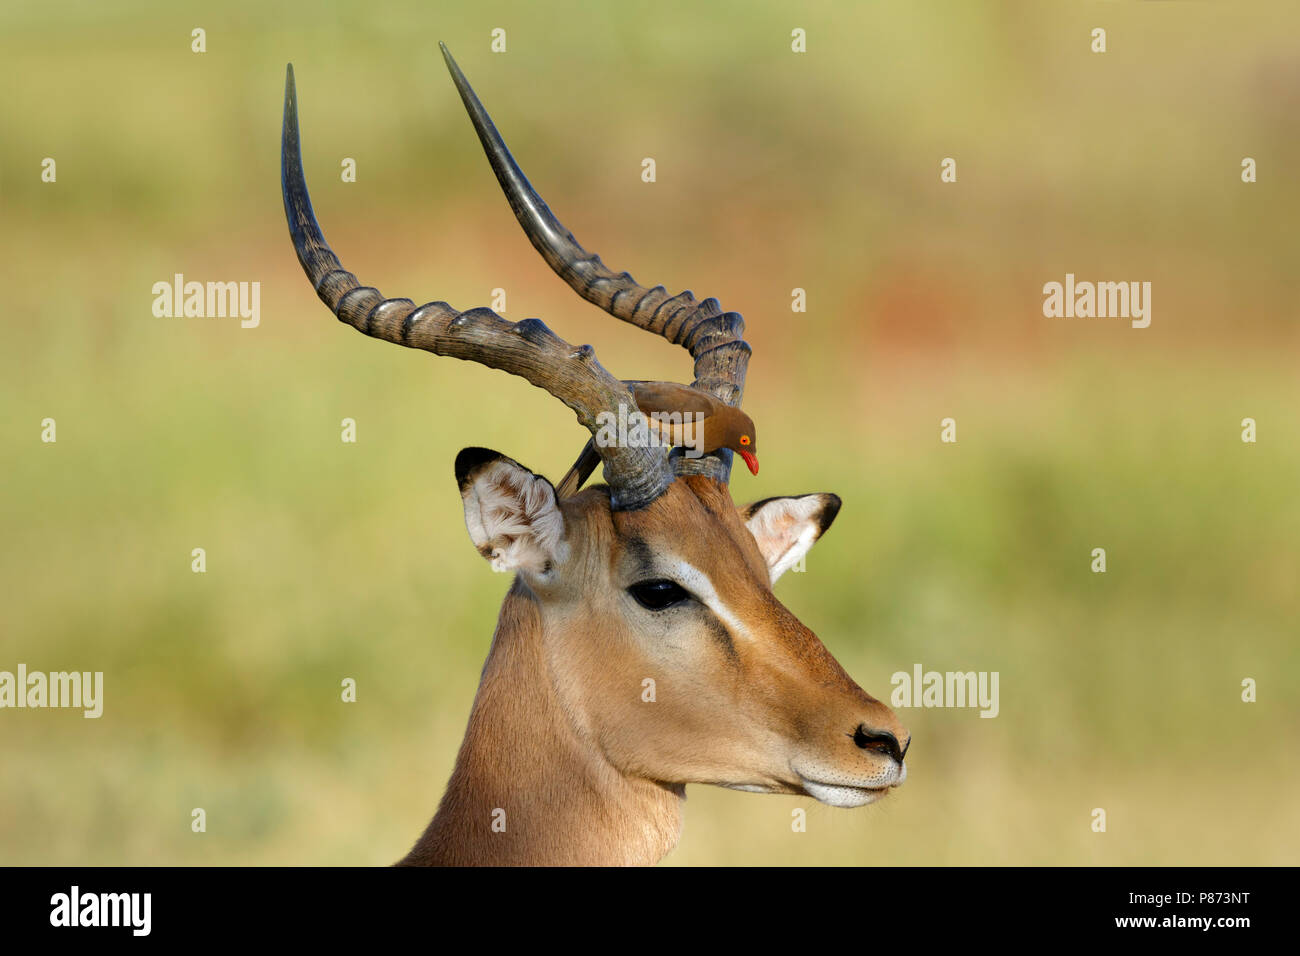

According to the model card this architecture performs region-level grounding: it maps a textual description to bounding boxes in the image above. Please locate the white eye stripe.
[665,560,750,639]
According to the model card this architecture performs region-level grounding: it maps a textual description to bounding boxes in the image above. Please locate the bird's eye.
[628,579,690,611]
[739,435,750,446]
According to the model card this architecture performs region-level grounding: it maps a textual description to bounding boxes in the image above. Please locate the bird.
[625,381,759,474]
[556,381,758,498]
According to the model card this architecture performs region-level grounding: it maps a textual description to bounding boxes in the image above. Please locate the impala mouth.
[798,777,893,809]
[792,758,906,809]
[719,769,902,808]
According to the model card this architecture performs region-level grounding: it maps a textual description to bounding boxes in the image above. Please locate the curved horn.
[282,64,674,510]
[439,43,751,485]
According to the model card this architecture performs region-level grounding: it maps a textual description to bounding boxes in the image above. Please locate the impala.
[281,45,909,866]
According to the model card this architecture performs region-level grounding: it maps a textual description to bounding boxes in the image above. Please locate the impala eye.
[628,579,690,611]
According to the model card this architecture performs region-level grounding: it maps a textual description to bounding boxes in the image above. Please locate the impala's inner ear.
[742,494,842,584]
[455,447,567,576]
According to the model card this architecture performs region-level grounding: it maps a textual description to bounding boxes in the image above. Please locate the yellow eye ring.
[739,435,750,446]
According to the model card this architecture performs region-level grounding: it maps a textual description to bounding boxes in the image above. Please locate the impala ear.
[741,494,841,584]
[455,448,567,576]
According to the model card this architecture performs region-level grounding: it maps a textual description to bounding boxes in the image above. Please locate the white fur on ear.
[743,494,841,584]
[458,454,567,576]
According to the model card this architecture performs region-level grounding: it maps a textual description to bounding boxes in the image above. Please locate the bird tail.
[555,439,602,499]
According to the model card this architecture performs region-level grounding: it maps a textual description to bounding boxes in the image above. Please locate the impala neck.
[399,579,683,866]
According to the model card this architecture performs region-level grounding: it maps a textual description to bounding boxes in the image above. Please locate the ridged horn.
[439,42,751,485]
[281,63,675,510]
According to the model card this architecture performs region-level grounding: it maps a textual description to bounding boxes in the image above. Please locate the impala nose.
[853,724,908,764]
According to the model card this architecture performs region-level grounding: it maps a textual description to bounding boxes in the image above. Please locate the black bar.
[0,867,1283,942]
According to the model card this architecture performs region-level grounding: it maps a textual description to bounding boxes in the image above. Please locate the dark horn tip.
[283,64,297,112]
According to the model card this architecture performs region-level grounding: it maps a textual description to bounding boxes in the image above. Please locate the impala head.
[282,45,907,819]
[457,452,906,805]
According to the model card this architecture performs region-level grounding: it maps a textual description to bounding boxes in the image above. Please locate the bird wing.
[624,380,719,415]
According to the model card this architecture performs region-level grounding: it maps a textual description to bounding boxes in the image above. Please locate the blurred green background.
[2,0,1297,865]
